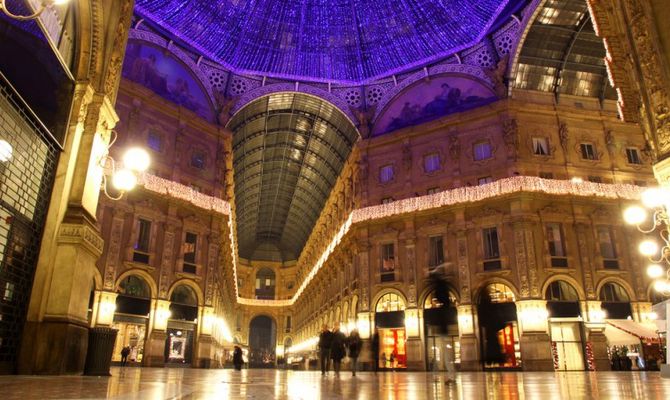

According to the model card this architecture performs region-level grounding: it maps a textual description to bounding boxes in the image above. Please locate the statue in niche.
[502,118,518,160]
[641,140,655,162]
[485,54,509,99]
[351,105,376,138]
[402,142,412,171]
[558,121,569,153]
[449,134,460,161]
[605,130,616,156]
[214,90,238,126]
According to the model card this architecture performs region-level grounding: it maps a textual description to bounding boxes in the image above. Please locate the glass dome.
[135,0,514,83]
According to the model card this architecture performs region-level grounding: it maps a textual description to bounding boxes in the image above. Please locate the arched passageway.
[248,315,277,368]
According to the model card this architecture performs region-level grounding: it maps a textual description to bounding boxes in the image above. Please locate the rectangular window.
[286,316,292,333]
[132,218,152,264]
[482,228,501,270]
[532,137,550,155]
[183,232,198,272]
[580,143,596,160]
[597,227,619,269]
[147,131,162,152]
[473,141,493,161]
[588,176,602,183]
[626,148,641,165]
[539,172,554,179]
[546,223,568,268]
[424,153,440,173]
[427,187,439,195]
[3,282,15,302]
[379,165,394,183]
[191,151,206,169]
[381,243,395,282]
[478,176,493,185]
[381,197,394,204]
[428,236,445,269]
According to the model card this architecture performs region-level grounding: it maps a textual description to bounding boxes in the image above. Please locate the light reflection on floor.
[0,367,669,399]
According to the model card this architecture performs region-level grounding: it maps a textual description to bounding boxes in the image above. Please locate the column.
[457,304,479,371]
[196,306,216,368]
[18,89,118,374]
[404,308,423,370]
[516,300,553,371]
[144,299,171,367]
[581,300,610,371]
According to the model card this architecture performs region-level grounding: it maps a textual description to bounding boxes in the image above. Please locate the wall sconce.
[100,132,151,200]
[1,0,70,21]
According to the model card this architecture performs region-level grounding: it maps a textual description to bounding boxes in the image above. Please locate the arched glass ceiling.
[135,0,515,83]
[230,93,358,262]
[513,0,616,100]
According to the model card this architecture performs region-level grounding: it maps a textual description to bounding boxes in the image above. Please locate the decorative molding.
[58,223,104,256]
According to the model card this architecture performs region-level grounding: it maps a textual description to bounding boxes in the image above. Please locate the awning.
[604,324,639,346]
[605,319,660,345]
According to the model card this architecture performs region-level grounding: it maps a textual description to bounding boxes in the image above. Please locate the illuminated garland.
[138,175,644,308]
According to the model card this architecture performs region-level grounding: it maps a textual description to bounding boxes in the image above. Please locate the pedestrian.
[233,346,244,371]
[318,324,333,376]
[444,343,456,384]
[330,323,346,376]
[347,329,363,376]
[371,329,380,373]
[425,266,458,385]
[390,352,396,371]
[120,346,130,367]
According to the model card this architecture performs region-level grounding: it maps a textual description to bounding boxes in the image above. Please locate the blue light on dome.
[135,0,511,83]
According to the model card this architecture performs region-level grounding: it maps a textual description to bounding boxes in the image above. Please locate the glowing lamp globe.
[51,0,72,5]
[641,187,670,209]
[654,279,669,293]
[623,206,647,225]
[639,240,659,256]
[647,263,665,279]
[122,147,151,172]
[0,140,12,162]
[112,169,137,192]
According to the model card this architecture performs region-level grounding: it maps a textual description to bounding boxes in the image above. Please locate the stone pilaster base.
[587,330,611,371]
[196,335,215,369]
[458,335,481,371]
[520,332,554,371]
[405,337,424,371]
[144,330,167,367]
[18,319,89,374]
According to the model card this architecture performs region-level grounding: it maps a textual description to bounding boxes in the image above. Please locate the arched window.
[255,268,276,300]
[481,283,516,304]
[170,285,198,306]
[375,293,406,313]
[599,282,630,303]
[423,290,457,309]
[118,275,151,298]
[545,281,579,302]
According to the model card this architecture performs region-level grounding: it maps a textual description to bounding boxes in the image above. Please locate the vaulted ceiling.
[229,93,358,262]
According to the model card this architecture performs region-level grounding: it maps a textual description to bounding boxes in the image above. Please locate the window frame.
[379,164,395,184]
[580,143,597,160]
[380,242,396,282]
[532,137,550,156]
[473,141,493,161]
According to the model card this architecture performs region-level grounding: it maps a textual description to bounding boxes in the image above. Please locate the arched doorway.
[599,282,633,319]
[375,292,407,370]
[477,283,521,369]
[165,285,199,365]
[545,280,585,371]
[255,268,276,299]
[112,275,152,365]
[249,315,277,368]
[423,290,458,371]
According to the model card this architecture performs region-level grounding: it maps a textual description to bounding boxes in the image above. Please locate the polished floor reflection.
[1,368,670,399]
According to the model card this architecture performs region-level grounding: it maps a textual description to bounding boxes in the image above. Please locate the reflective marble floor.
[1,368,670,400]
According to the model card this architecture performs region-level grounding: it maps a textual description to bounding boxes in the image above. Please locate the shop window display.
[477,283,521,369]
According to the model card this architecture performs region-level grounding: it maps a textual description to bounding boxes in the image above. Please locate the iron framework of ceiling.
[513,0,616,101]
[230,93,358,262]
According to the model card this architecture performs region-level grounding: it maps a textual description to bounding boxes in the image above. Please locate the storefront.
[375,293,407,370]
[165,285,199,365]
[112,275,152,364]
[604,319,661,370]
[546,281,585,371]
[423,291,459,371]
[477,283,521,369]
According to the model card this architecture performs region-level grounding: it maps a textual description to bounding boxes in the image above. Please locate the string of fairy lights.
[134,0,509,82]
[139,175,645,308]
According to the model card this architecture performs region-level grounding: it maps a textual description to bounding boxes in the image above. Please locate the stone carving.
[485,54,509,98]
[58,223,104,255]
[524,229,539,297]
[205,243,219,305]
[457,234,471,301]
[576,223,595,298]
[558,121,569,153]
[402,142,412,171]
[449,134,460,161]
[103,216,126,290]
[104,0,134,96]
[605,130,616,156]
[351,105,376,138]
[502,117,518,160]
[214,91,238,126]
[159,228,175,298]
[514,230,530,297]
[408,284,417,306]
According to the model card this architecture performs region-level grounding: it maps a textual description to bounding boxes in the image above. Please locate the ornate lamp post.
[1,0,70,21]
[623,187,670,376]
[99,132,151,200]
